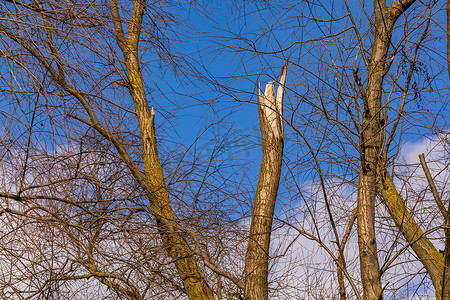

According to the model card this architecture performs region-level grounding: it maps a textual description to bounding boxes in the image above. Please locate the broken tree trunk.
[244,63,287,300]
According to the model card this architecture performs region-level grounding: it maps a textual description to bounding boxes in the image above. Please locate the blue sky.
[0,1,448,297]
[125,0,450,222]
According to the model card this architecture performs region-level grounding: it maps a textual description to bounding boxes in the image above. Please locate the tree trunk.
[357,172,382,300]
[109,1,215,299]
[244,64,287,300]
[357,2,416,299]
[357,4,391,299]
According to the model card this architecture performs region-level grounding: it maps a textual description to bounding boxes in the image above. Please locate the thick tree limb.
[108,1,216,299]
[377,168,444,298]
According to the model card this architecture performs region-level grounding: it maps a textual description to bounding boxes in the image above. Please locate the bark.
[377,169,444,298]
[109,1,215,299]
[444,226,450,300]
[357,171,382,300]
[357,2,416,299]
[244,63,287,300]
[357,3,391,299]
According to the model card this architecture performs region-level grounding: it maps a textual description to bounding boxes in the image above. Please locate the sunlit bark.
[109,1,215,298]
[244,63,287,300]
[357,1,416,299]
[378,169,444,298]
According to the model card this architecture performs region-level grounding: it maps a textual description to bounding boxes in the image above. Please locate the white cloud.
[268,133,450,299]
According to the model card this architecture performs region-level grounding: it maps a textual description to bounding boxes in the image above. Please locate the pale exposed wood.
[244,63,287,300]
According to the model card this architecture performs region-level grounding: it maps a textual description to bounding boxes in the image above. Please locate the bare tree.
[0,0,217,298]
[0,1,289,299]
[1,0,450,299]
[226,0,449,299]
